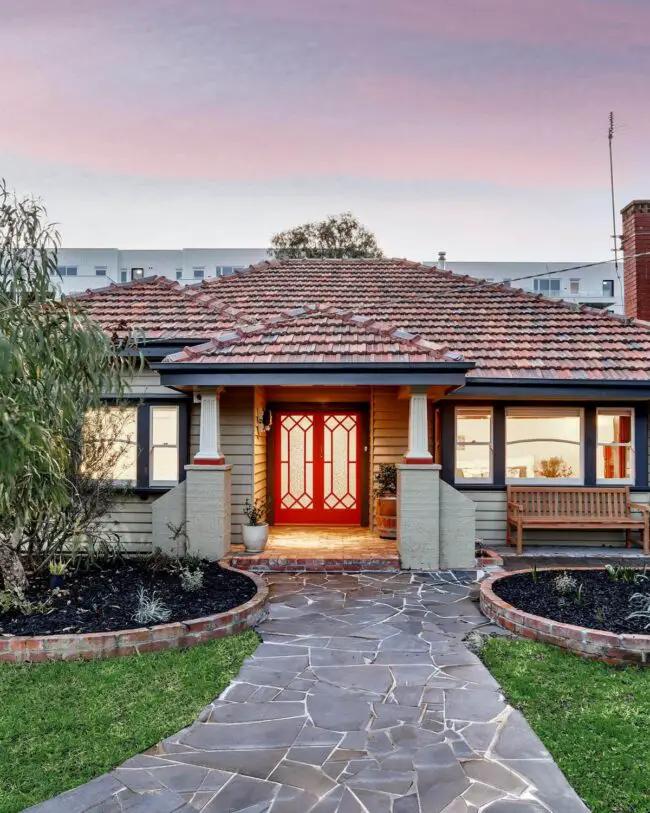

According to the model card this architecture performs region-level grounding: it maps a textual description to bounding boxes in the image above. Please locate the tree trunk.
[0,527,28,596]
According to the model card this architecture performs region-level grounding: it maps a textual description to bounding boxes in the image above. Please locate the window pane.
[152,447,178,482]
[597,410,632,444]
[84,407,137,481]
[597,446,631,480]
[152,406,178,446]
[602,280,614,297]
[506,410,582,481]
[455,408,492,480]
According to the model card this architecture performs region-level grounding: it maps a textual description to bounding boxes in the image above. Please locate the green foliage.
[605,564,648,584]
[270,212,384,260]
[374,463,397,497]
[0,591,51,616]
[47,560,67,576]
[482,637,650,813]
[243,497,271,527]
[0,631,259,813]
[0,179,140,593]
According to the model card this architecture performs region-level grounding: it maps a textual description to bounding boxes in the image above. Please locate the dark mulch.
[0,560,257,637]
[493,568,650,634]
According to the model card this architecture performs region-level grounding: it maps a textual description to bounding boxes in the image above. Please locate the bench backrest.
[506,486,630,518]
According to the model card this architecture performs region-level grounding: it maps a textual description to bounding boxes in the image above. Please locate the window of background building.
[120,271,127,282]
[597,408,634,483]
[176,270,183,280]
[193,267,205,279]
[455,407,493,482]
[602,280,615,297]
[505,407,583,483]
[533,278,561,295]
[57,266,78,276]
[569,279,580,293]
[94,266,107,277]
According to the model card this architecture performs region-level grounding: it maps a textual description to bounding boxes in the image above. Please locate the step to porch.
[496,545,650,571]
[225,526,401,573]
[225,552,401,573]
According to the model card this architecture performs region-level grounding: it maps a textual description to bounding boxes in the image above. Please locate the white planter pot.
[242,523,269,553]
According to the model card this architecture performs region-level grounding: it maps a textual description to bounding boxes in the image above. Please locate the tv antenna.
[608,112,621,283]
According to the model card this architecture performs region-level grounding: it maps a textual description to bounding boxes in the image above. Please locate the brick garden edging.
[0,567,268,663]
[475,548,504,568]
[480,567,650,665]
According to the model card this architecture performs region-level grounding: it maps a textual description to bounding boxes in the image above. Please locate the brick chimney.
[622,200,650,320]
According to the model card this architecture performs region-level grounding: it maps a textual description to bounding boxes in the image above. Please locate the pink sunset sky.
[1,0,649,260]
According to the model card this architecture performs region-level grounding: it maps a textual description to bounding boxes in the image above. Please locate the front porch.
[224,526,401,572]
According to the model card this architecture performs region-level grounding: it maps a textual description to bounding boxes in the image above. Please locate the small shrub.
[574,583,584,605]
[626,593,650,629]
[244,497,271,527]
[48,560,67,576]
[0,591,51,616]
[554,571,578,596]
[465,630,485,654]
[180,568,204,593]
[531,564,539,584]
[179,552,203,572]
[133,587,172,626]
[146,548,178,574]
[374,463,397,497]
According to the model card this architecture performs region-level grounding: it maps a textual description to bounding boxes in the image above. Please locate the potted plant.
[242,497,272,553]
[49,559,67,589]
[374,464,397,539]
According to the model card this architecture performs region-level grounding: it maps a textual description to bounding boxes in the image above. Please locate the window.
[597,408,634,483]
[175,270,183,280]
[193,267,205,279]
[533,278,561,295]
[57,265,78,276]
[455,407,493,482]
[120,270,128,282]
[602,280,615,297]
[150,406,179,485]
[131,267,145,280]
[569,279,580,293]
[505,407,583,483]
[95,266,107,277]
[84,406,138,483]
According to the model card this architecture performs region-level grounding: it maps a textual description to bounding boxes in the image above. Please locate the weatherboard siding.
[253,386,267,507]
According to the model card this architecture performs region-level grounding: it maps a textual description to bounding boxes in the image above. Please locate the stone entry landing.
[227,527,400,572]
[29,573,587,813]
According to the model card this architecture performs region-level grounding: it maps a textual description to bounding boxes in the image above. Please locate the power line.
[497,252,650,286]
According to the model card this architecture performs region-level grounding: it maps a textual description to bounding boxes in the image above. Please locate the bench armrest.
[630,502,650,515]
[507,501,523,516]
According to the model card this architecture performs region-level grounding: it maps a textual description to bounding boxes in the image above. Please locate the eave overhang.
[150,360,474,388]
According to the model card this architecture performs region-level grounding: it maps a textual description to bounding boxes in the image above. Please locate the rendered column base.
[184,464,232,561]
[397,463,441,571]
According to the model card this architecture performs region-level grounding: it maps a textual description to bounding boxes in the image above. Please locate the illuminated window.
[455,407,493,482]
[597,408,634,483]
[84,407,138,483]
[505,408,583,483]
[150,406,179,485]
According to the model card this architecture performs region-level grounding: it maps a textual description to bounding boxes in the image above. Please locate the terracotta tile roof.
[71,275,252,339]
[164,304,464,365]
[73,259,650,380]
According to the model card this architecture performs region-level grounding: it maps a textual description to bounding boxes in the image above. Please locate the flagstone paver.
[27,572,588,813]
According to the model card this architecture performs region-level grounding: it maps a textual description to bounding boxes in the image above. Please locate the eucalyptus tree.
[0,180,137,595]
[270,212,384,260]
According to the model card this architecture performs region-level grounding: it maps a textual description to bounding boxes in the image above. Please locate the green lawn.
[0,631,258,813]
[482,637,650,813]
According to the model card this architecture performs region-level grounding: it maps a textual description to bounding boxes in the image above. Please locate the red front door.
[274,411,362,524]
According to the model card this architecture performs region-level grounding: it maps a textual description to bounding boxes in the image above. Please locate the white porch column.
[194,387,224,465]
[404,386,432,464]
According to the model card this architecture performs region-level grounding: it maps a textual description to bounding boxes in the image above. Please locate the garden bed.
[0,561,267,662]
[481,567,650,665]
[0,560,257,636]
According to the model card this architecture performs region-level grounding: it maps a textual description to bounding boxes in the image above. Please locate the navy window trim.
[441,401,648,491]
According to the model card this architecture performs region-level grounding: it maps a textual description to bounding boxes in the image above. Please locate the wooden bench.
[506,486,649,555]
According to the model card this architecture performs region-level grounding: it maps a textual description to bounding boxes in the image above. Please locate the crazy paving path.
[29,573,588,813]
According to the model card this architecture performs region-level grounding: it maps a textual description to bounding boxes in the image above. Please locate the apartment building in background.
[53,247,623,312]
